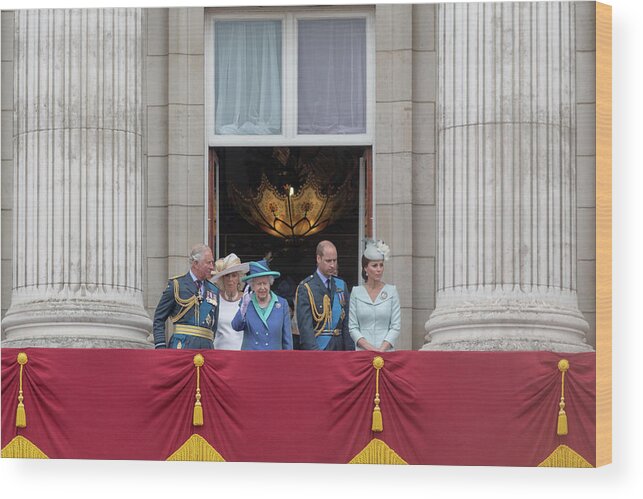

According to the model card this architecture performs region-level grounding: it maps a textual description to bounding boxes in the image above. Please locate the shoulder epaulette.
[300,274,314,285]
[170,274,183,280]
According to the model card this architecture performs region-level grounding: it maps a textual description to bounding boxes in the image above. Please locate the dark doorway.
[210,146,369,304]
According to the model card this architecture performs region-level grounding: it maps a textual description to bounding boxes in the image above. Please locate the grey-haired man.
[153,243,219,349]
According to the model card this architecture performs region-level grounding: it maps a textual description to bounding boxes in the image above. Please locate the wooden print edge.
[595,0,612,467]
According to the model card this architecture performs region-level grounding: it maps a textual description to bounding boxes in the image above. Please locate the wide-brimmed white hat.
[211,253,249,281]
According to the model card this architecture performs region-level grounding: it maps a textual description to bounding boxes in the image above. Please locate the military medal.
[205,314,213,327]
[206,292,217,306]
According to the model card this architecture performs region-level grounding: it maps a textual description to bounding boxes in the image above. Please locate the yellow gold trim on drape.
[557,359,569,436]
[16,352,28,428]
[537,445,593,468]
[193,354,205,426]
[166,434,226,461]
[1,436,48,459]
[349,438,407,465]
[371,356,384,432]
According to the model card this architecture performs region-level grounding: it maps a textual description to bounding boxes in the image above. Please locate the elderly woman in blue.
[231,260,293,350]
[349,240,401,352]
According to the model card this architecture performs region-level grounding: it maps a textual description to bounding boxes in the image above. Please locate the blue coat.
[152,273,220,349]
[231,293,293,350]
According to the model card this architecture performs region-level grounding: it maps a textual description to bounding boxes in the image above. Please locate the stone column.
[423,2,591,352]
[1,9,152,348]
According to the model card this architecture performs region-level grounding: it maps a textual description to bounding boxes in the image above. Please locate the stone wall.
[575,2,597,347]
[374,4,415,350]
[144,7,206,320]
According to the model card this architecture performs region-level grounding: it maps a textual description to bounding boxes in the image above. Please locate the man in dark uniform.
[295,240,354,351]
[153,243,219,349]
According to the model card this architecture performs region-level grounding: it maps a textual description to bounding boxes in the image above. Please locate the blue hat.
[241,259,281,282]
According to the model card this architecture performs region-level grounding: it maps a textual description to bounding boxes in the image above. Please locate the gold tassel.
[372,407,383,432]
[193,354,205,426]
[557,359,569,436]
[16,404,26,428]
[16,352,28,428]
[371,356,384,432]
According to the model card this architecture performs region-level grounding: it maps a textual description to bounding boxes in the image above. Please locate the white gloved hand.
[240,291,252,316]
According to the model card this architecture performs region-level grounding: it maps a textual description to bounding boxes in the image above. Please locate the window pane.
[298,19,366,135]
[215,21,282,135]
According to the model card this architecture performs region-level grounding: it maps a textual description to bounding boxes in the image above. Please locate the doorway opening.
[209,146,372,303]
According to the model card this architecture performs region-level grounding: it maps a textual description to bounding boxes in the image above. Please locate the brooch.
[381,291,388,300]
[275,302,281,309]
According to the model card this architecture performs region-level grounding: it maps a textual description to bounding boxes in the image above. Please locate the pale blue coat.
[348,284,401,351]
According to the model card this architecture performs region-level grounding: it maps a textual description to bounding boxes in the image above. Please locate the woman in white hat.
[211,253,249,350]
[348,240,401,352]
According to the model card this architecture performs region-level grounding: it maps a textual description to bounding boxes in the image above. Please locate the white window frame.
[205,6,375,147]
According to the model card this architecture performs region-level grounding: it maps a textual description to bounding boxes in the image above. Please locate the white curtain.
[215,21,282,135]
[297,19,367,135]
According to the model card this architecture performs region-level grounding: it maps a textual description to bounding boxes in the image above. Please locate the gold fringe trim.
[371,356,384,432]
[537,445,593,468]
[166,434,226,462]
[349,438,407,465]
[557,359,569,436]
[193,354,205,427]
[1,436,48,459]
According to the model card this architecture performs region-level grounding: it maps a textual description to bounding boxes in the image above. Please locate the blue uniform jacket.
[295,273,354,351]
[152,272,220,349]
[231,294,293,350]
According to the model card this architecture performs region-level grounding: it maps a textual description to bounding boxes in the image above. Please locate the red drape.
[1,348,595,465]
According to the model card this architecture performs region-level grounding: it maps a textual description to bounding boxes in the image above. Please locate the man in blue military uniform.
[153,243,219,349]
[295,240,354,351]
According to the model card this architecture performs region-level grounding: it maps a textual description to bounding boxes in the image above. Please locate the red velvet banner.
[1,348,595,465]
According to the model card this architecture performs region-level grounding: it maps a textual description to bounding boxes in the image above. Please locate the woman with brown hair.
[348,240,401,352]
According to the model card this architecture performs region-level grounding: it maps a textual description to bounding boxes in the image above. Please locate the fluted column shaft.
[2,9,151,347]
[424,2,591,351]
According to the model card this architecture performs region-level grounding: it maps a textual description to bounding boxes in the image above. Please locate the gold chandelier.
[229,173,354,244]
